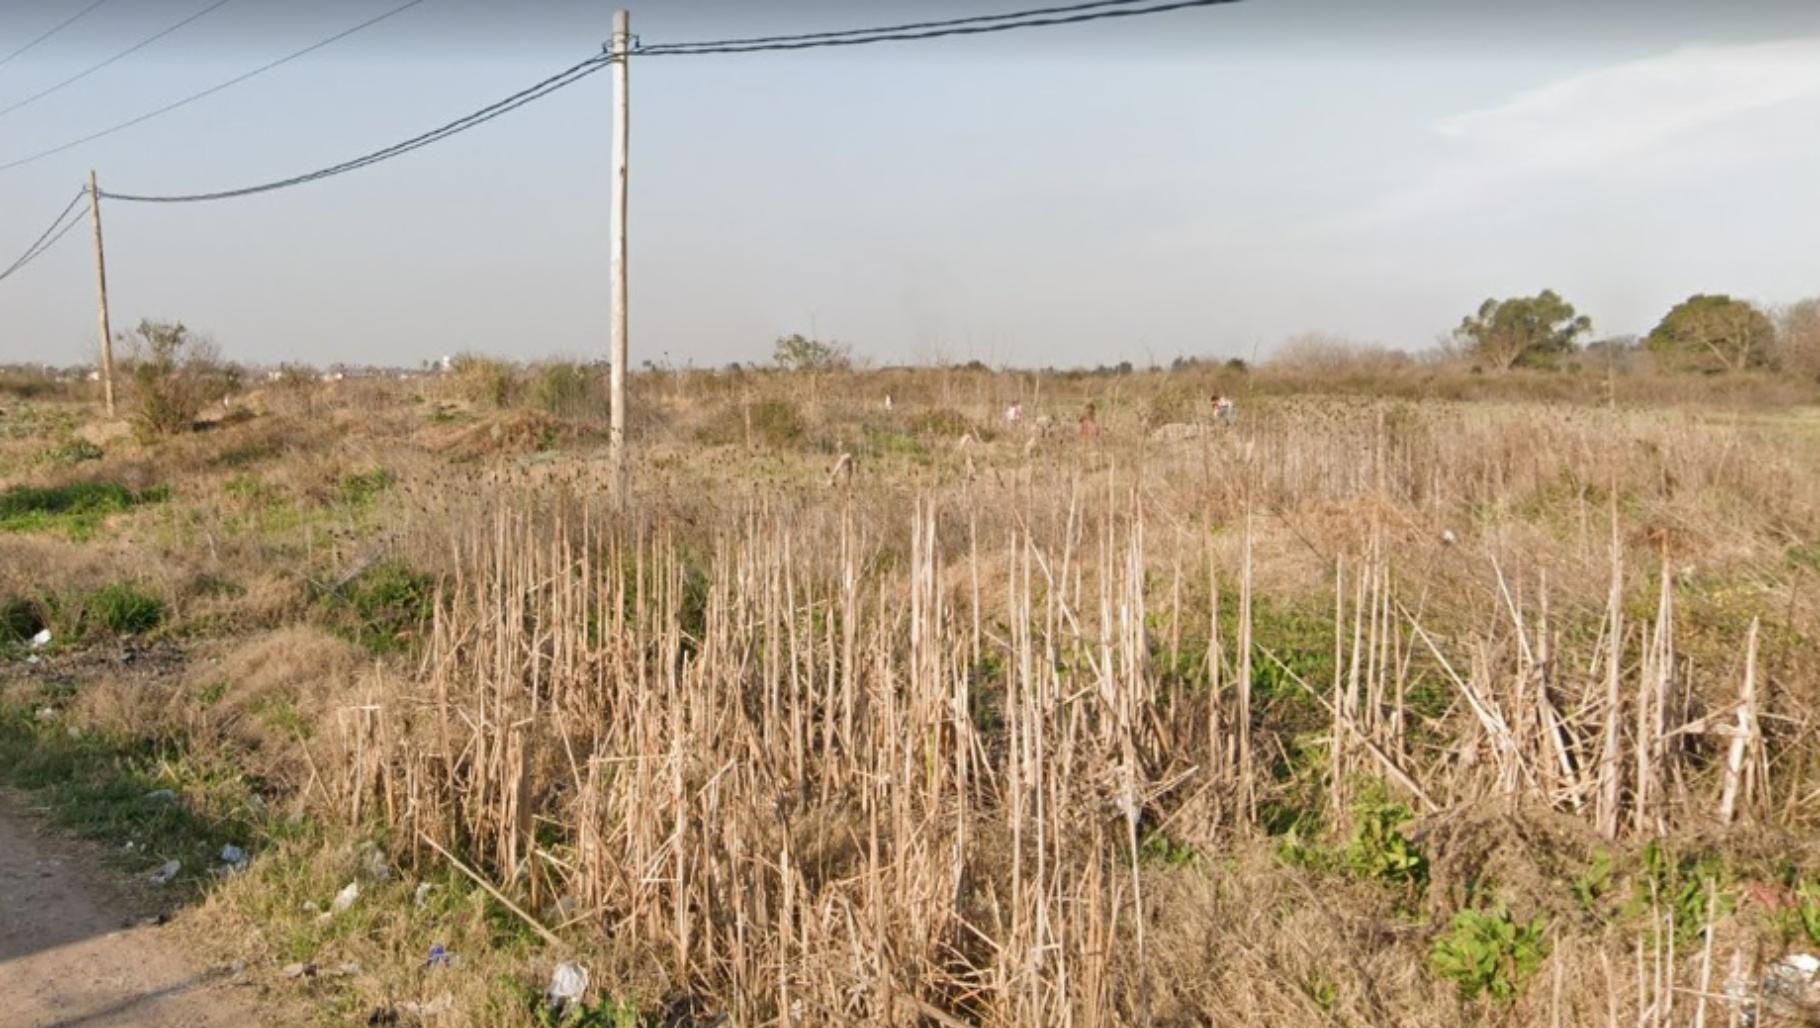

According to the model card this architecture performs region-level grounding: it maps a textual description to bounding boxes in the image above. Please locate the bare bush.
[1268,332,1414,375]
[1778,297,1820,380]
[124,320,240,436]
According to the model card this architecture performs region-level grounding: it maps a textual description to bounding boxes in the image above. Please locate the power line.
[635,0,1243,56]
[0,0,114,70]
[98,0,1238,205]
[0,189,88,284]
[0,0,238,121]
[0,0,425,176]
[637,0,1175,51]
[102,54,615,203]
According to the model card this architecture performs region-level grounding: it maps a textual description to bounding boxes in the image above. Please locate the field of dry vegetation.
[6,357,1820,1026]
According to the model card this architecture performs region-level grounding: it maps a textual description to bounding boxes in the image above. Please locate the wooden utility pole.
[88,170,117,417]
[608,9,630,493]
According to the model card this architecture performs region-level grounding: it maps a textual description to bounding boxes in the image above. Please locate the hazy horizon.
[2,0,1818,369]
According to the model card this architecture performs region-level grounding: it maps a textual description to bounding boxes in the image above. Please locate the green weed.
[40,437,104,466]
[1429,905,1550,1003]
[323,560,434,654]
[1344,798,1426,888]
[85,582,165,636]
[337,468,393,507]
[1629,841,1732,945]
[0,700,260,890]
[0,480,169,539]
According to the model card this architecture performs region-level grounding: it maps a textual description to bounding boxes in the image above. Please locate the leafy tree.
[772,334,851,373]
[1454,290,1591,371]
[1645,294,1775,373]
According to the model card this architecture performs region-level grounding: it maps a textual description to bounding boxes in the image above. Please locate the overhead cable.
[0,0,114,70]
[634,0,1243,55]
[0,0,238,121]
[102,54,614,203]
[0,188,88,283]
[0,0,425,175]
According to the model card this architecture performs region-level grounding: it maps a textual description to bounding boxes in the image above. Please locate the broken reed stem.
[419,830,564,950]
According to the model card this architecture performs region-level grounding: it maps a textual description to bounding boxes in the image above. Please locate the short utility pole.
[608,9,631,494]
[87,170,117,417]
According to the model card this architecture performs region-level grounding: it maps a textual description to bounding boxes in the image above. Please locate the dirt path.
[0,790,269,1028]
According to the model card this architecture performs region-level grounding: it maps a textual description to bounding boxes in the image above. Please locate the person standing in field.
[1079,402,1101,439]
[1005,401,1023,429]
[1211,392,1236,425]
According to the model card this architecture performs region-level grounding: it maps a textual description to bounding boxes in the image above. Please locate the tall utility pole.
[88,170,117,417]
[608,9,630,493]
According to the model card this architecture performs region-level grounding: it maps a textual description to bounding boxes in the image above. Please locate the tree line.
[1458,290,1820,376]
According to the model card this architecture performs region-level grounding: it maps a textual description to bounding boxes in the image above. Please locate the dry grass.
[6,366,1820,1025]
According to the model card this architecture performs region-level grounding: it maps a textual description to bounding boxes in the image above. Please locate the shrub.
[125,320,240,436]
[85,582,164,636]
[1141,383,1198,428]
[773,334,851,373]
[531,363,603,420]
[1429,905,1550,1003]
[450,354,519,408]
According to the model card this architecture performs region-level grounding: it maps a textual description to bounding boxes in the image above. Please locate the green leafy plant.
[1429,905,1550,1003]
[1630,841,1732,945]
[1138,829,1201,868]
[1796,882,1820,946]
[1344,798,1426,888]
[1572,849,1615,918]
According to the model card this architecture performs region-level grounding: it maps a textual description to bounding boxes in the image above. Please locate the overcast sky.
[0,0,1817,368]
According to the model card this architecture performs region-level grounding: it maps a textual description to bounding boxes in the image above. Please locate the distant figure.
[1079,402,1101,440]
[1004,401,1023,428]
[1211,393,1236,425]
[883,393,894,412]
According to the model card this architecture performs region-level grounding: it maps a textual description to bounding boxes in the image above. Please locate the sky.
[0,0,1817,369]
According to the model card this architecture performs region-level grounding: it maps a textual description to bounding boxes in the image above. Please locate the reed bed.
[292,397,1820,1025]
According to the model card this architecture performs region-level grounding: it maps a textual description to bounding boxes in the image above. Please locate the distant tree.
[1455,290,1591,371]
[773,334,851,373]
[1776,297,1820,379]
[1645,294,1775,373]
